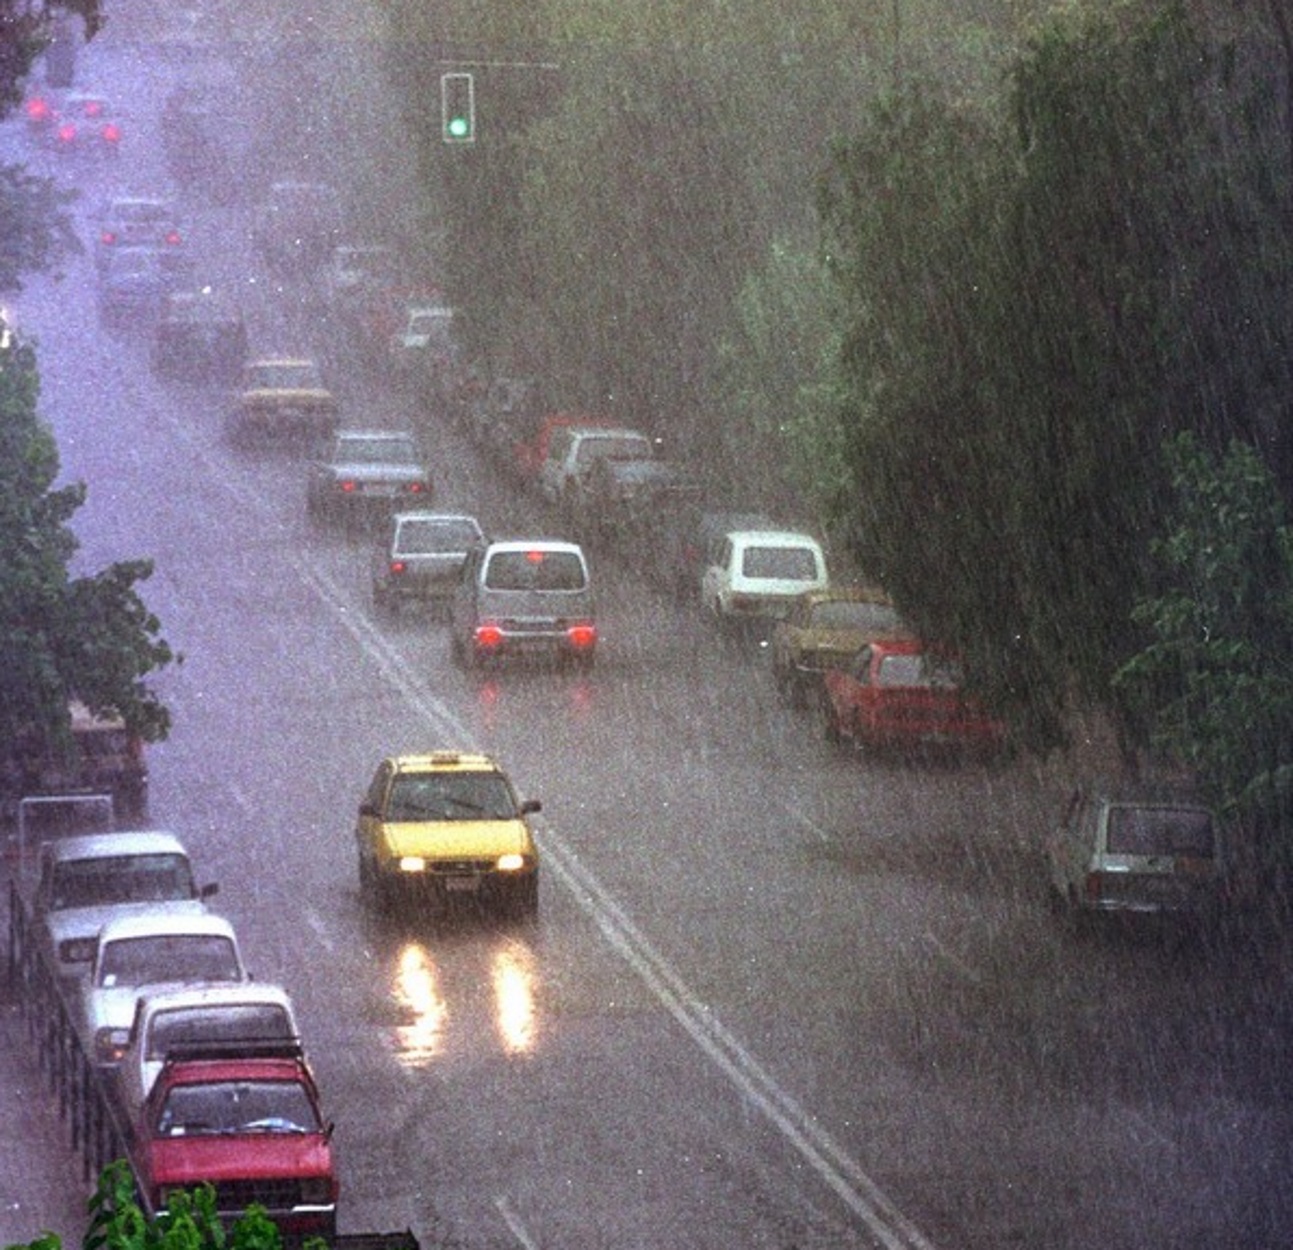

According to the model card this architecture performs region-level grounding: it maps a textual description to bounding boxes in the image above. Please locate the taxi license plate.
[444,876,480,892]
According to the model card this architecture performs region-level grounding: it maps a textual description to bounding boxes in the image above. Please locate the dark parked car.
[97,247,173,323]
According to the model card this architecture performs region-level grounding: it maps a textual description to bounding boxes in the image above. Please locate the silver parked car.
[1047,782,1225,928]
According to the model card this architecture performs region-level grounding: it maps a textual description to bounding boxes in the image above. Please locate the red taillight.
[475,624,504,649]
[57,123,76,143]
[339,480,357,493]
[163,229,182,246]
[405,481,425,494]
[83,100,103,117]
[389,561,406,576]
[568,623,597,649]
[102,123,121,143]
[25,97,50,121]
[100,230,117,246]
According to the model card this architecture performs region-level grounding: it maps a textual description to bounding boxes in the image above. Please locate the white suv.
[701,528,829,623]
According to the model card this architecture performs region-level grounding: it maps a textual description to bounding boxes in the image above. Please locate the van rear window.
[1107,807,1213,857]
[486,551,587,591]
[742,546,818,580]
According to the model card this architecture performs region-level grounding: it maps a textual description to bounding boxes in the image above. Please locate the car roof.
[1082,779,1211,808]
[335,429,415,441]
[134,982,294,1017]
[392,510,480,526]
[569,426,650,442]
[96,911,237,943]
[43,830,189,863]
[163,1053,314,1088]
[388,751,507,775]
[728,529,823,548]
[866,637,925,657]
[485,539,585,557]
[246,356,317,368]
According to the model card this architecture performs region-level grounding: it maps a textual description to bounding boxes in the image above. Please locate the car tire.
[818,691,843,747]
[507,876,539,922]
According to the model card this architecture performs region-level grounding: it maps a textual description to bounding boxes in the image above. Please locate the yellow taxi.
[355,752,540,917]
[231,357,339,448]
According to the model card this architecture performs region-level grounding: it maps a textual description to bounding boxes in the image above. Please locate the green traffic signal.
[441,72,475,144]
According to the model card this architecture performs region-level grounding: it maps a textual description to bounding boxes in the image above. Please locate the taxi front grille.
[429,858,494,874]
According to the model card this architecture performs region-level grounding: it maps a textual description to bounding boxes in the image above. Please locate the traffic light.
[441,72,475,144]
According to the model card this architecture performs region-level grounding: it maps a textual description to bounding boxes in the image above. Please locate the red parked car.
[820,637,1006,756]
[130,1040,337,1244]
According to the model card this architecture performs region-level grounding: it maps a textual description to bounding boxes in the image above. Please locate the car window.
[574,435,652,465]
[741,546,819,580]
[157,1078,319,1137]
[98,935,241,987]
[876,654,962,688]
[335,436,417,464]
[148,1004,294,1060]
[50,854,195,910]
[484,550,587,591]
[246,363,322,390]
[384,772,517,821]
[810,601,902,632]
[1106,807,1214,857]
[396,518,482,553]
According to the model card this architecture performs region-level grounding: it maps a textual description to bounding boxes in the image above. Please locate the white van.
[701,528,828,623]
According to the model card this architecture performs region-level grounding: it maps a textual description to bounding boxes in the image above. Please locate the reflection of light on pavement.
[393,942,447,1067]
[492,941,537,1054]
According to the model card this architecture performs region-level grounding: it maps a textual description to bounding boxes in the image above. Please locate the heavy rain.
[1,1,1291,1248]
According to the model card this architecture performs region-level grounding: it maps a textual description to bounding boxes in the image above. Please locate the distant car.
[582,456,700,542]
[28,830,217,983]
[323,243,396,311]
[113,982,301,1118]
[538,425,655,508]
[22,87,61,140]
[150,288,248,383]
[94,196,187,276]
[97,246,174,322]
[387,303,456,378]
[231,357,339,448]
[356,750,540,916]
[1047,782,1225,927]
[47,90,122,157]
[161,80,248,201]
[511,412,603,484]
[305,429,432,527]
[371,510,485,616]
[253,180,344,273]
[820,638,1006,757]
[78,911,249,1069]
[130,1039,337,1240]
[464,374,546,458]
[450,539,597,670]
[701,528,829,624]
[771,587,909,706]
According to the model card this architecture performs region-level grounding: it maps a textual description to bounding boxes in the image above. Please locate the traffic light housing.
[441,72,475,144]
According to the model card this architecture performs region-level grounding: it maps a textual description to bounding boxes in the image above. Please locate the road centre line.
[188,448,936,1249]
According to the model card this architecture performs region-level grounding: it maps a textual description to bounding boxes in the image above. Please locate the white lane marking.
[165,419,937,1249]
[921,930,983,985]
[494,1195,542,1250]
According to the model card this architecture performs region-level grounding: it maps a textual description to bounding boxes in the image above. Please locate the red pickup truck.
[820,637,1006,756]
[130,1040,337,1245]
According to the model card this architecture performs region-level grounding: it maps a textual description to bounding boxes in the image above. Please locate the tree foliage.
[0,341,172,755]
[818,0,1293,749]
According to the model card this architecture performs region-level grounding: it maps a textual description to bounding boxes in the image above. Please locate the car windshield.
[742,546,818,580]
[810,600,903,632]
[396,518,481,554]
[97,935,241,987]
[148,1005,294,1060]
[876,654,962,689]
[1107,806,1214,858]
[385,772,517,822]
[335,436,417,464]
[157,1078,320,1137]
[111,201,172,224]
[246,363,322,390]
[485,550,587,591]
[575,436,652,465]
[408,310,451,337]
[50,854,195,910]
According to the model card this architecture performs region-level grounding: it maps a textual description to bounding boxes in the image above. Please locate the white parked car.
[537,425,654,508]
[28,830,218,983]
[700,528,829,623]
[112,982,300,1117]
[78,911,249,1070]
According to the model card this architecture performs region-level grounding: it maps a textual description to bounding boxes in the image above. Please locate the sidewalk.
[0,902,94,1249]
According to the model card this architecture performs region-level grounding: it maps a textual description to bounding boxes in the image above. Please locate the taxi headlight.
[496,853,526,873]
[398,856,427,873]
